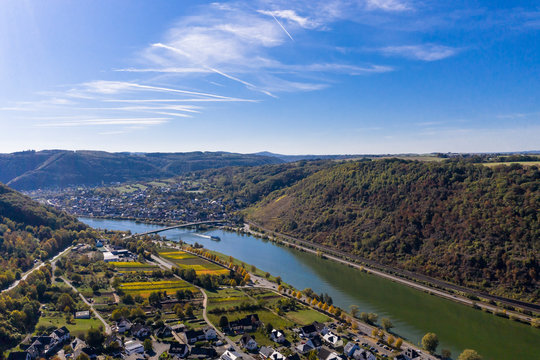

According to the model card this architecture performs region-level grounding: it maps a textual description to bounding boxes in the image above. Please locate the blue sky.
[0,0,539,154]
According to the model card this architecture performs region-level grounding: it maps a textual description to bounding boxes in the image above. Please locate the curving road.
[2,246,73,294]
[60,275,112,335]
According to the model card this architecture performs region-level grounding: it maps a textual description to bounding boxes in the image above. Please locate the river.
[80,217,539,360]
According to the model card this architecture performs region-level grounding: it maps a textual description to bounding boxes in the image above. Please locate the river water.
[80,217,539,360]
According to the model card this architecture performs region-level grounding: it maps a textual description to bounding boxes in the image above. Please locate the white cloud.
[35,117,170,127]
[257,9,318,29]
[365,0,411,12]
[378,44,459,61]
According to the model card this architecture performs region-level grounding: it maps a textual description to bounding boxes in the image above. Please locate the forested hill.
[0,150,282,190]
[246,159,539,302]
[0,183,91,288]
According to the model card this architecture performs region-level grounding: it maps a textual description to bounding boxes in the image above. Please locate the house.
[300,324,318,338]
[156,325,173,338]
[220,350,243,360]
[131,324,151,338]
[313,322,329,335]
[240,334,258,351]
[96,240,104,248]
[306,335,323,350]
[227,314,260,333]
[259,346,275,359]
[75,311,91,319]
[344,342,360,357]
[104,335,122,352]
[353,350,376,360]
[287,354,301,360]
[270,329,286,343]
[71,338,87,352]
[317,348,340,360]
[125,340,144,355]
[268,351,286,360]
[190,347,217,358]
[52,326,70,343]
[322,332,343,348]
[295,343,314,355]
[103,251,120,262]
[184,329,205,344]
[7,352,31,360]
[169,343,189,358]
[116,319,132,333]
[398,349,421,360]
[204,326,217,340]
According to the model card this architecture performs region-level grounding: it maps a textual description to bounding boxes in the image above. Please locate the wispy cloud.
[378,44,460,61]
[257,9,318,29]
[36,118,170,127]
[365,0,411,12]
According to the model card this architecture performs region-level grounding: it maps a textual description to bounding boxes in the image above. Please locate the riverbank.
[80,217,540,360]
[241,222,539,324]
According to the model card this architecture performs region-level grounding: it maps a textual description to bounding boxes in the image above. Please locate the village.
[29,180,233,224]
[6,233,432,360]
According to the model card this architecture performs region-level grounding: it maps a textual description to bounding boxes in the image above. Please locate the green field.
[483,161,540,168]
[110,261,158,272]
[119,279,197,298]
[206,288,257,312]
[36,311,103,337]
[159,250,229,276]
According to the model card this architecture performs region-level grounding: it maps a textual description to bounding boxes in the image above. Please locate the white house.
[270,329,286,343]
[268,351,286,360]
[75,311,91,319]
[220,350,243,360]
[125,340,144,355]
[115,319,132,333]
[322,332,343,348]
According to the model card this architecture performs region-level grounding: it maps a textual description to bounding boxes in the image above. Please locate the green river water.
[80,217,539,360]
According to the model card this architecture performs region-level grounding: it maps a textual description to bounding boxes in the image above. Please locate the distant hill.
[0,150,283,190]
[245,159,540,302]
[253,151,365,162]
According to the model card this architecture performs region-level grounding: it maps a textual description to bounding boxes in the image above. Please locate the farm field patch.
[119,279,197,298]
[159,250,229,276]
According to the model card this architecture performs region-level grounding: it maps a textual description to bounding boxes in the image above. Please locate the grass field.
[110,261,158,272]
[483,161,540,168]
[36,311,103,337]
[159,250,229,276]
[119,279,197,298]
[206,288,257,311]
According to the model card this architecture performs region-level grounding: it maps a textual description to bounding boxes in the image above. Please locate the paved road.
[244,224,533,323]
[156,243,435,360]
[2,245,73,293]
[60,276,112,335]
[151,254,255,360]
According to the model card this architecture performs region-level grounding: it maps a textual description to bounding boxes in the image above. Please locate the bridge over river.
[126,220,224,238]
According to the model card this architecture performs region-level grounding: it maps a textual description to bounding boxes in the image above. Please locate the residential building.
[240,334,258,351]
[125,340,144,355]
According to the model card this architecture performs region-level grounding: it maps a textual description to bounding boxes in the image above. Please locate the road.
[244,223,534,323]
[151,254,256,360]
[60,275,112,335]
[160,244,435,360]
[2,245,73,294]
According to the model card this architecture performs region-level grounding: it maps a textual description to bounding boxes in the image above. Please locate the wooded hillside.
[246,160,539,302]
